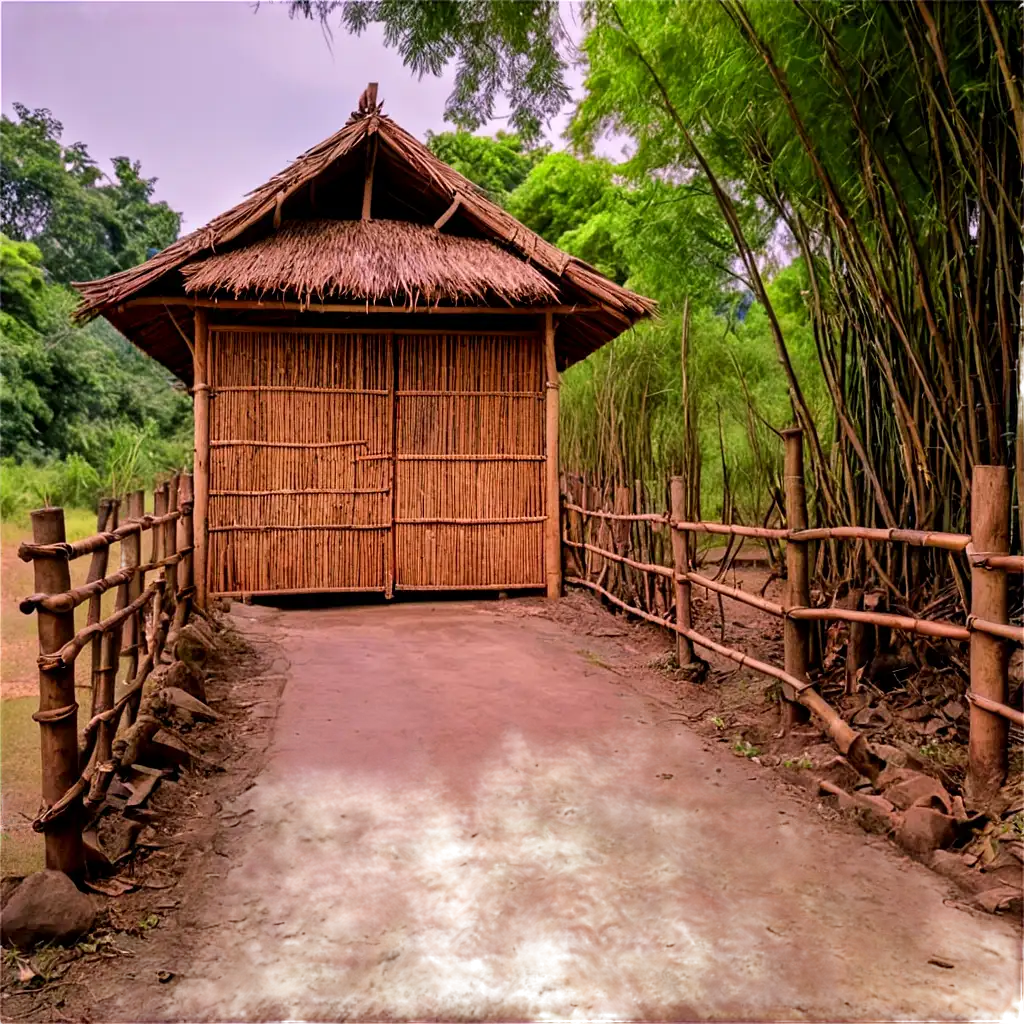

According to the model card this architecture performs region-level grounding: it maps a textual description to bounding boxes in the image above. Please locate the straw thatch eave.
[72,110,655,377]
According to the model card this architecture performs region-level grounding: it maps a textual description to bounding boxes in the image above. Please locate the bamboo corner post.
[30,508,85,877]
[782,428,811,727]
[670,477,695,667]
[193,309,210,609]
[544,312,561,600]
[966,465,1011,807]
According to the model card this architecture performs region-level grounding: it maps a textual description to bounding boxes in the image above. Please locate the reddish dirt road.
[117,599,1019,1020]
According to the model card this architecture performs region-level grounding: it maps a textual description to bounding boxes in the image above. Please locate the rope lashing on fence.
[17,511,183,562]
[37,580,165,671]
[966,544,1024,573]
[32,702,78,724]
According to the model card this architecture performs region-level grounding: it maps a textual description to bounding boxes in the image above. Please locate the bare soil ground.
[2,592,1019,1022]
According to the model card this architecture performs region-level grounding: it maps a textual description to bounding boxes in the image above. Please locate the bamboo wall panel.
[394,332,545,589]
[208,329,393,594]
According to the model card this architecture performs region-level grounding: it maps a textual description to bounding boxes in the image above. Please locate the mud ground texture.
[1,592,1021,1021]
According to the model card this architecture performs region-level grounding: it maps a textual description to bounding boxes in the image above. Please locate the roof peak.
[349,81,383,124]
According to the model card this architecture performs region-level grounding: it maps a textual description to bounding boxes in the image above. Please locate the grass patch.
[1,696,44,877]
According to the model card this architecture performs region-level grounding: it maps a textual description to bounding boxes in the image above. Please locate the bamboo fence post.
[670,477,695,667]
[150,483,168,652]
[122,490,144,726]
[96,520,130,766]
[783,428,811,727]
[966,465,1011,806]
[174,473,195,633]
[30,508,85,876]
[86,498,116,728]
[162,474,179,644]
[544,312,561,599]
[193,309,210,609]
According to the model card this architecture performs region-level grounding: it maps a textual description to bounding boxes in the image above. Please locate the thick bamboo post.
[30,508,84,877]
[193,309,210,609]
[783,428,811,727]
[670,476,695,667]
[966,465,1011,807]
[544,312,561,600]
[122,490,144,726]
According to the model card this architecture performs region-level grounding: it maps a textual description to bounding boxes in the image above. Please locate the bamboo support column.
[966,465,1011,807]
[30,508,84,877]
[783,428,811,727]
[193,309,210,609]
[544,312,561,599]
[670,476,695,666]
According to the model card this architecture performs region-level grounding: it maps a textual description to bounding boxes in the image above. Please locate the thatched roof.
[180,219,560,307]
[73,105,655,381]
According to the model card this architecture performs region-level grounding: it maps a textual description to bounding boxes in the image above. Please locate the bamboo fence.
[17,475,196,877]
[562,431,1021,801]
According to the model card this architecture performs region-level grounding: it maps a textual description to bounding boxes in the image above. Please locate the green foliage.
[1,104,180,285]
[289,0,572,140]
[425,130,548,203]
[0,107,191,521]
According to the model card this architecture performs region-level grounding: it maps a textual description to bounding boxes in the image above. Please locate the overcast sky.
[2,1,589,233]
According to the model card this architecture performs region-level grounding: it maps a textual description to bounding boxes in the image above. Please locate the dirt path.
[93,598,1019,1020]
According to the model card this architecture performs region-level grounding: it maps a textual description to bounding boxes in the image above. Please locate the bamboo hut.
[74,86,654,603]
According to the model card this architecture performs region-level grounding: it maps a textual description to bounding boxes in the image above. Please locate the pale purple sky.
[1,1,590,233]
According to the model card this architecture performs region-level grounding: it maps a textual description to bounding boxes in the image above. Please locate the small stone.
[0,870,95,949]
[896,806,956,857]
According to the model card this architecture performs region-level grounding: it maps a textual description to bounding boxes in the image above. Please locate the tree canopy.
[0,106,190,514]
[1,103,180,285]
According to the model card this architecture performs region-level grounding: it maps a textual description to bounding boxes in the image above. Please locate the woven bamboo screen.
[206,326,545,596]
[394,332,545,589]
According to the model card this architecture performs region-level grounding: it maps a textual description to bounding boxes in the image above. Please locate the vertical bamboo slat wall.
[395,331,545,590]
[206,326,546,595]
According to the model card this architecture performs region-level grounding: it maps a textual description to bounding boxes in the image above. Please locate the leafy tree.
[0,103,180,284]
[288,0,572,140]
[425,130,548,203]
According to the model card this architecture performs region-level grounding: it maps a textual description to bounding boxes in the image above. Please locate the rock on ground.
[0,870,95,949]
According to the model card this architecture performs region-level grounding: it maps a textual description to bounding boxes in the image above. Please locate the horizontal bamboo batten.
[565,535,1013,646]
[561,502,973,552]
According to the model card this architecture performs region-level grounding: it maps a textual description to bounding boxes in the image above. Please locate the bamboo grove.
[567,0,1022,602]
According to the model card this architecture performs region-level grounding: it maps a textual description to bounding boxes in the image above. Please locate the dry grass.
[181,219,560,308]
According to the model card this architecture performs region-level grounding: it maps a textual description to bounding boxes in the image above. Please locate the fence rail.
[562,432,1021,805]
[17,474,196,877]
